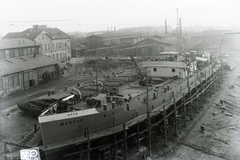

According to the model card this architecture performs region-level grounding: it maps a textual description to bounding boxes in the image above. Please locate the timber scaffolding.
[4,63,222,160]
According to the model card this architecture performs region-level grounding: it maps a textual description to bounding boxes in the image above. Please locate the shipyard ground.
[0,57,131,159]
[1,57,240,160]
[129,57,240,160]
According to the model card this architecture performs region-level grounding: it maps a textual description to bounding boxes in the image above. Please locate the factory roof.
[0,55,59,76]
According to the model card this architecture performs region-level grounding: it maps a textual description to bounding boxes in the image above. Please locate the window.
[9,49,15,58]
[153,68,157,72]
[28,48,32,55]
[4,50,9,58]
[59,42,62,48]
[45,44,47,51]
[23,48,27,55]
[19,49,23,56]
[56,43,58,49]
[15,49,19,57]
[42,35,44,40]
[172,68,175,72]
[0,50,5,59]
[48,44,50,50]
[52,43,54,49]
[32,48,35,55]
[53,54,55,59]
[0,78,3,91]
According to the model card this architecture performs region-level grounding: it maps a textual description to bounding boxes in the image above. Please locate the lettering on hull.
[60,118,83,126]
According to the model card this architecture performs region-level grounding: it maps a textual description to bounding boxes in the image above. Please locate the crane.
[130,54,151,86]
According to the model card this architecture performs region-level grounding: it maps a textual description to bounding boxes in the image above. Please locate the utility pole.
[176,8,180,51]
[95,49,98,92]
[147,71,151,156]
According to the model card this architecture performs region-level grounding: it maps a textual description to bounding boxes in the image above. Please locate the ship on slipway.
[24,51,220,159]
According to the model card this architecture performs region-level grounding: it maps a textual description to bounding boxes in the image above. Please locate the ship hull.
[39,64,217,145]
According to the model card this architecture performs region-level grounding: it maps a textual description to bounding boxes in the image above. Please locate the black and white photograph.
[0,0,240,159]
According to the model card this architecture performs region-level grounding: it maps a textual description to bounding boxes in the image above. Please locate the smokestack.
[165,19,168,34]
[179,18,182,39]
[114,26,116,31]
[179,18,182,49]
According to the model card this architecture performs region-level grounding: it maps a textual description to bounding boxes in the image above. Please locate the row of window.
[41,41,69,52]
[51,53,67,61]
[0,47,39,59]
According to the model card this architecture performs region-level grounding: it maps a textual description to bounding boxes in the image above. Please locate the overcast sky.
[0,0,239,36]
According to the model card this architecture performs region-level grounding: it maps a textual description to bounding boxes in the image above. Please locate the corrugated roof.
[0,55,59,76]
[3,30,42,41]
[0,38,40,50]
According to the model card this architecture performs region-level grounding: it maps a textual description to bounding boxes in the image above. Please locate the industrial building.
[0,38,60,97]
[71,32,147,58]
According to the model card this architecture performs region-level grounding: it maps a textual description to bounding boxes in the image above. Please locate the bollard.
[112,101,116,109]
[127,103,130,111]
[103,104,108,111]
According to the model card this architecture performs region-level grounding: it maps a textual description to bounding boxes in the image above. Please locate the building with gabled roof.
[0,38,60,96]
[2,25,71,62]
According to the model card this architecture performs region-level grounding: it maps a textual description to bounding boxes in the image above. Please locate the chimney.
[179,18,182,39]
[114,26,116,31]
[165,19,168,34]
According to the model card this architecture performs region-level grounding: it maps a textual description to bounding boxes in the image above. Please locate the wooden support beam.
[87,128,90,160]
[195,83,199,113]
[113,118,117,160]
[123,123,127,160]
[173,97,178,136]
[4,141,6,160]
[183,95,187,127]
[147,112,151,156]
[189,90,193,120]
[163,105,168,147]
[80,144,83,160]
[212,80,215,94]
